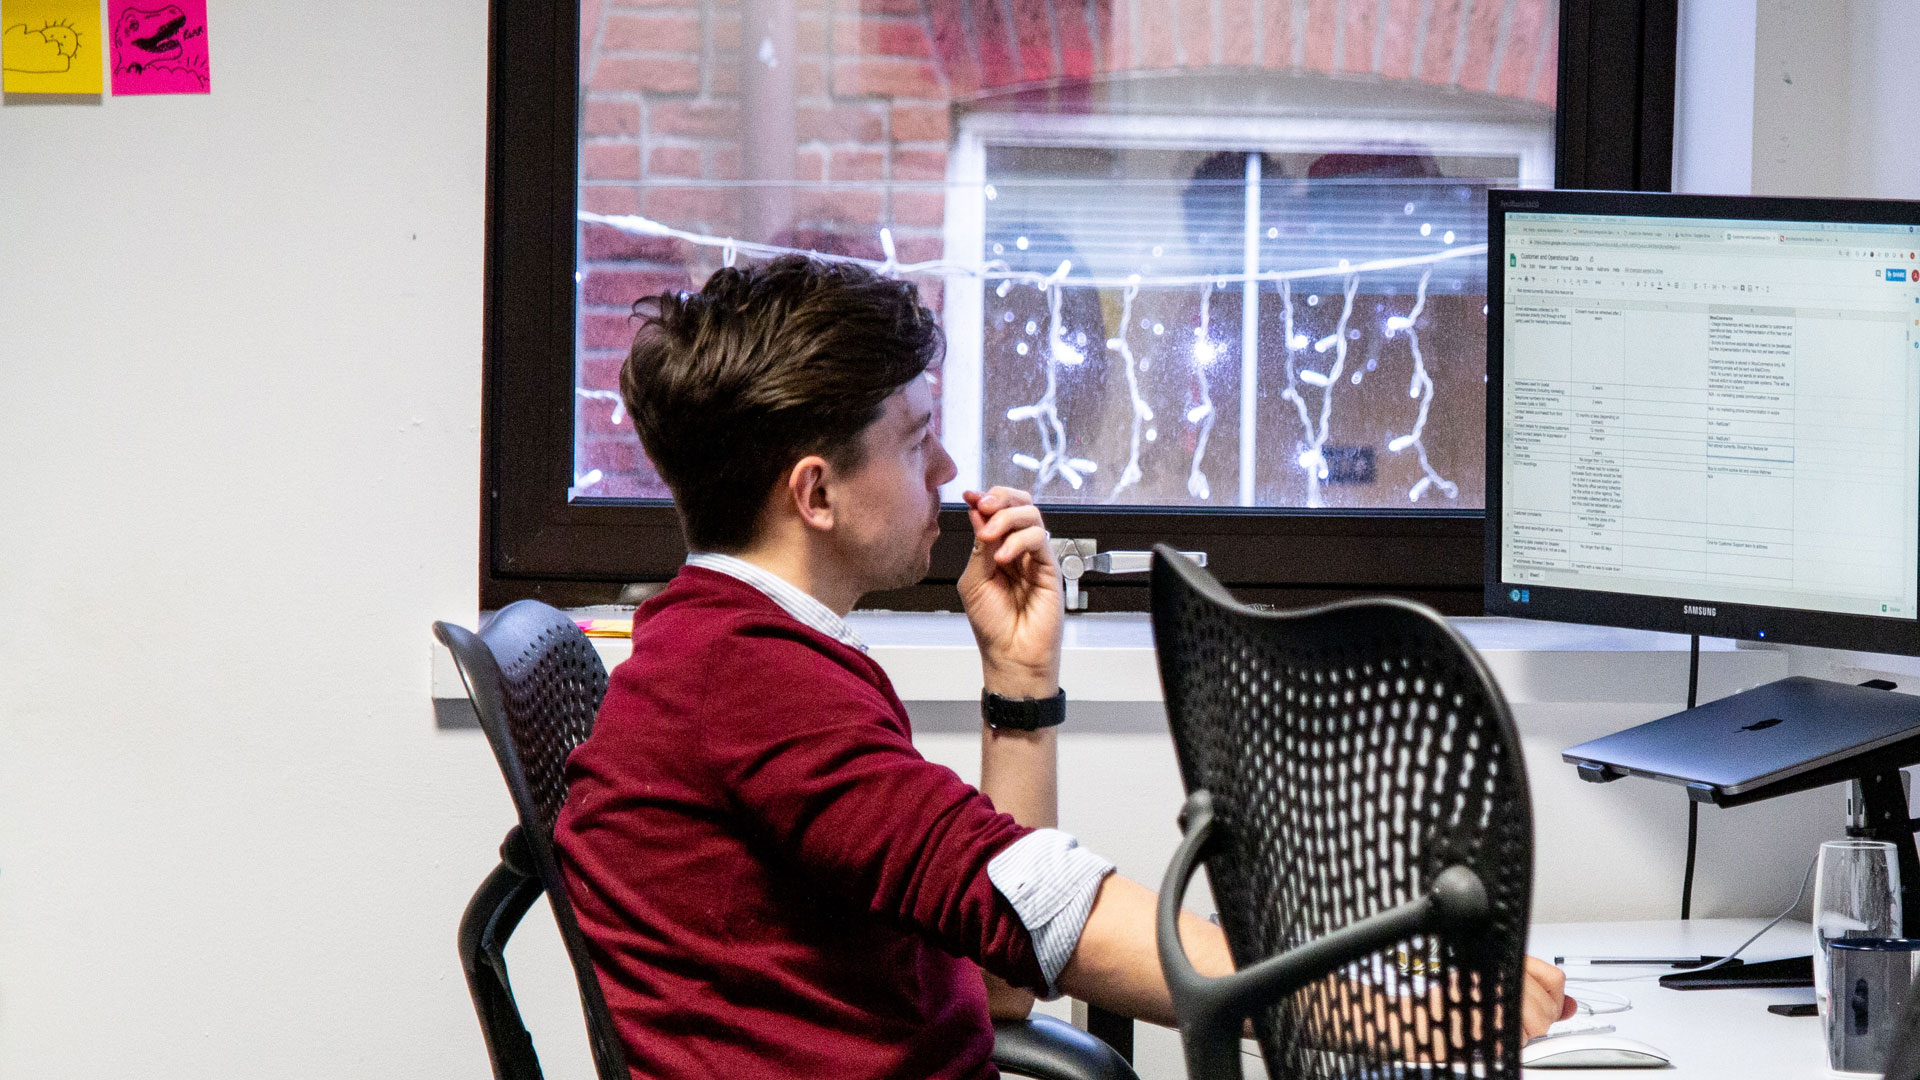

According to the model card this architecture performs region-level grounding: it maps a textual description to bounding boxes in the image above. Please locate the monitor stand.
[1698,728,1920,944]
[1852,768,1920,940]
[1575,677,1920,988]
[1658,764,1919,990]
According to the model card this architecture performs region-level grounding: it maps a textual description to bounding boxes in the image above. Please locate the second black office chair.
[437,599,1137,1080]
[1149,546,1535,1080]
[436,601,631,1080]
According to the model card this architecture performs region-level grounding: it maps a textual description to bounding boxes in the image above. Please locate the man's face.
[829,374,956,595]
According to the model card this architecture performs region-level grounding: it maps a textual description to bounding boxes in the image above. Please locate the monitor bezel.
[1484,188,1920,655]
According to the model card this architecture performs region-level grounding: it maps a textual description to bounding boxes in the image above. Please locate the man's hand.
[961,487,1062,1021]
[957,487,1062,700]
[1520,955,1576,1041]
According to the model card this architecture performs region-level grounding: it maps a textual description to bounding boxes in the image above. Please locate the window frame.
[481,0,1678,610]
[941,107,1553,502]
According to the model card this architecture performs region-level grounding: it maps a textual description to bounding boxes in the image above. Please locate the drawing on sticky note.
[109,2,208,93]
[120,7,183,61]
[2,0,104,94]
[2,19,80,73]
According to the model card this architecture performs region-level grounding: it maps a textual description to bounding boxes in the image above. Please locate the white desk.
[1527,919,1825,1077]
[1223,920,1822,1078]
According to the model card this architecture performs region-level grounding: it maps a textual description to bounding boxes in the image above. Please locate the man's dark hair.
[622,254,943,551]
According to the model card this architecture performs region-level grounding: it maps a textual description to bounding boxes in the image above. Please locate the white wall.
[1747,0,1920,200]
[1673,0,1756,195]
[0,4,511,1077]
[1675,0,1920,201]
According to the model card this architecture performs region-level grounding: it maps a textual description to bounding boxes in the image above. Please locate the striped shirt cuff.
[986,828,1116,997]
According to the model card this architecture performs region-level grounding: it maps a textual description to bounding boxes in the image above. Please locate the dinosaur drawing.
[111,5,207,90]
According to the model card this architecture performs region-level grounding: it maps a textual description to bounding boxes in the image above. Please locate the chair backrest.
[436,600,629,1080]
[1149,547,1533,1077]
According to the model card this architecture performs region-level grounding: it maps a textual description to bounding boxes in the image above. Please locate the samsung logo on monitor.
[1683,604,1717,617]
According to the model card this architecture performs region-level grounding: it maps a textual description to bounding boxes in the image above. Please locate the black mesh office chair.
[436,601,629,1080]
[1148,546,1534,1080]
[436,600,1138,1080]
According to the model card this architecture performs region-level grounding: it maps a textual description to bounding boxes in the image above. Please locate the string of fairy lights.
[577,209,1485,505]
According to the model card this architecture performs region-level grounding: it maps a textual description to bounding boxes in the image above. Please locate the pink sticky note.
[108,1,209,95]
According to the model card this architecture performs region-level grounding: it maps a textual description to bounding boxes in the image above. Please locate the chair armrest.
[459,858,546,1080]
[991,1014,1141,1080]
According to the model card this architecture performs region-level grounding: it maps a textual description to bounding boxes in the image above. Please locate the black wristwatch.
[981,688,1067,731]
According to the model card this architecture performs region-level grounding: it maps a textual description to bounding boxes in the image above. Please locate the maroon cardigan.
[554,568,1048,1079]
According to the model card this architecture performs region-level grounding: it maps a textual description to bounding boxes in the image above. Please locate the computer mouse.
[1521,1032,1672,1069]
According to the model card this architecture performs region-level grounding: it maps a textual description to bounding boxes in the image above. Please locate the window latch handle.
[1048,540,1208,610]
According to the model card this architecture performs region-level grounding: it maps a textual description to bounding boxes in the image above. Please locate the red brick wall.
[574,0,1558,496]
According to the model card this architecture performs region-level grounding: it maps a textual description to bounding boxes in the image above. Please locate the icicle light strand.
[1104,279,1152,504]
[579,211,1485,289]
[582,211,1476,504]
[1384,269,1458,502]
[1186,285,1219,501]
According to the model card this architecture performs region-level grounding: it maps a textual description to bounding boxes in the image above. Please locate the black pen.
[1552,955,1725,968]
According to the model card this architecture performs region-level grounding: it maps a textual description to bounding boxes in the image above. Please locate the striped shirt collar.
[685,552,868,653]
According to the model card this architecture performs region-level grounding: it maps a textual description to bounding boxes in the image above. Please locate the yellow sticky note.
[3,0,103,94]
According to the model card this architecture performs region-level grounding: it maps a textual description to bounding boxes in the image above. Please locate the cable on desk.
[1567,851,1818,985]
[1680,633,1701,920]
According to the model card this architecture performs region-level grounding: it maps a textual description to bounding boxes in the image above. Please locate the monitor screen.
[1484,190,1920,655]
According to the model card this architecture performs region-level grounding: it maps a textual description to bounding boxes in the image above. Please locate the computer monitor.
[1484,189,1920,655]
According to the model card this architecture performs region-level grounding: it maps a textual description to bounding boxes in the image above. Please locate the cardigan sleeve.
[705,624,1051,995]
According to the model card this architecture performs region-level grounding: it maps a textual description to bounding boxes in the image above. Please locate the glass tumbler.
[1814,840,1904,1016]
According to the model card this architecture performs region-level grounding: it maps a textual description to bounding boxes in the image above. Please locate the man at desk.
[553,255,1573,1078]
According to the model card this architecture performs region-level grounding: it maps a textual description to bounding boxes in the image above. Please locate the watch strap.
[982,688,1067,731]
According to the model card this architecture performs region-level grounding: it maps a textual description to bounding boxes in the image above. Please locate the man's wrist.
[983,664,1059,699]
[980,663,1060,701]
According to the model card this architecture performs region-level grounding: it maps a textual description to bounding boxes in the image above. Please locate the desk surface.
[1526,919,1824,1077]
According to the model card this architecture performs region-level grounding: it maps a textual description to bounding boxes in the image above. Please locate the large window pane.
[573,0,1558,510]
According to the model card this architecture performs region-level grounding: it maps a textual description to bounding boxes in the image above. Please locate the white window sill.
[433,611,1788,728]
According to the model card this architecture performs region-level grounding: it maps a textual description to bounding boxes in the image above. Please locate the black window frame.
[481,0,1679,611]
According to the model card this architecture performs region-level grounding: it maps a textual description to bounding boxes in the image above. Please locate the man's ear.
[785,454,835,533]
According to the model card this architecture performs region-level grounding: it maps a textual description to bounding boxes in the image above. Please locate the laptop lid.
[1562,677,1920,796]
